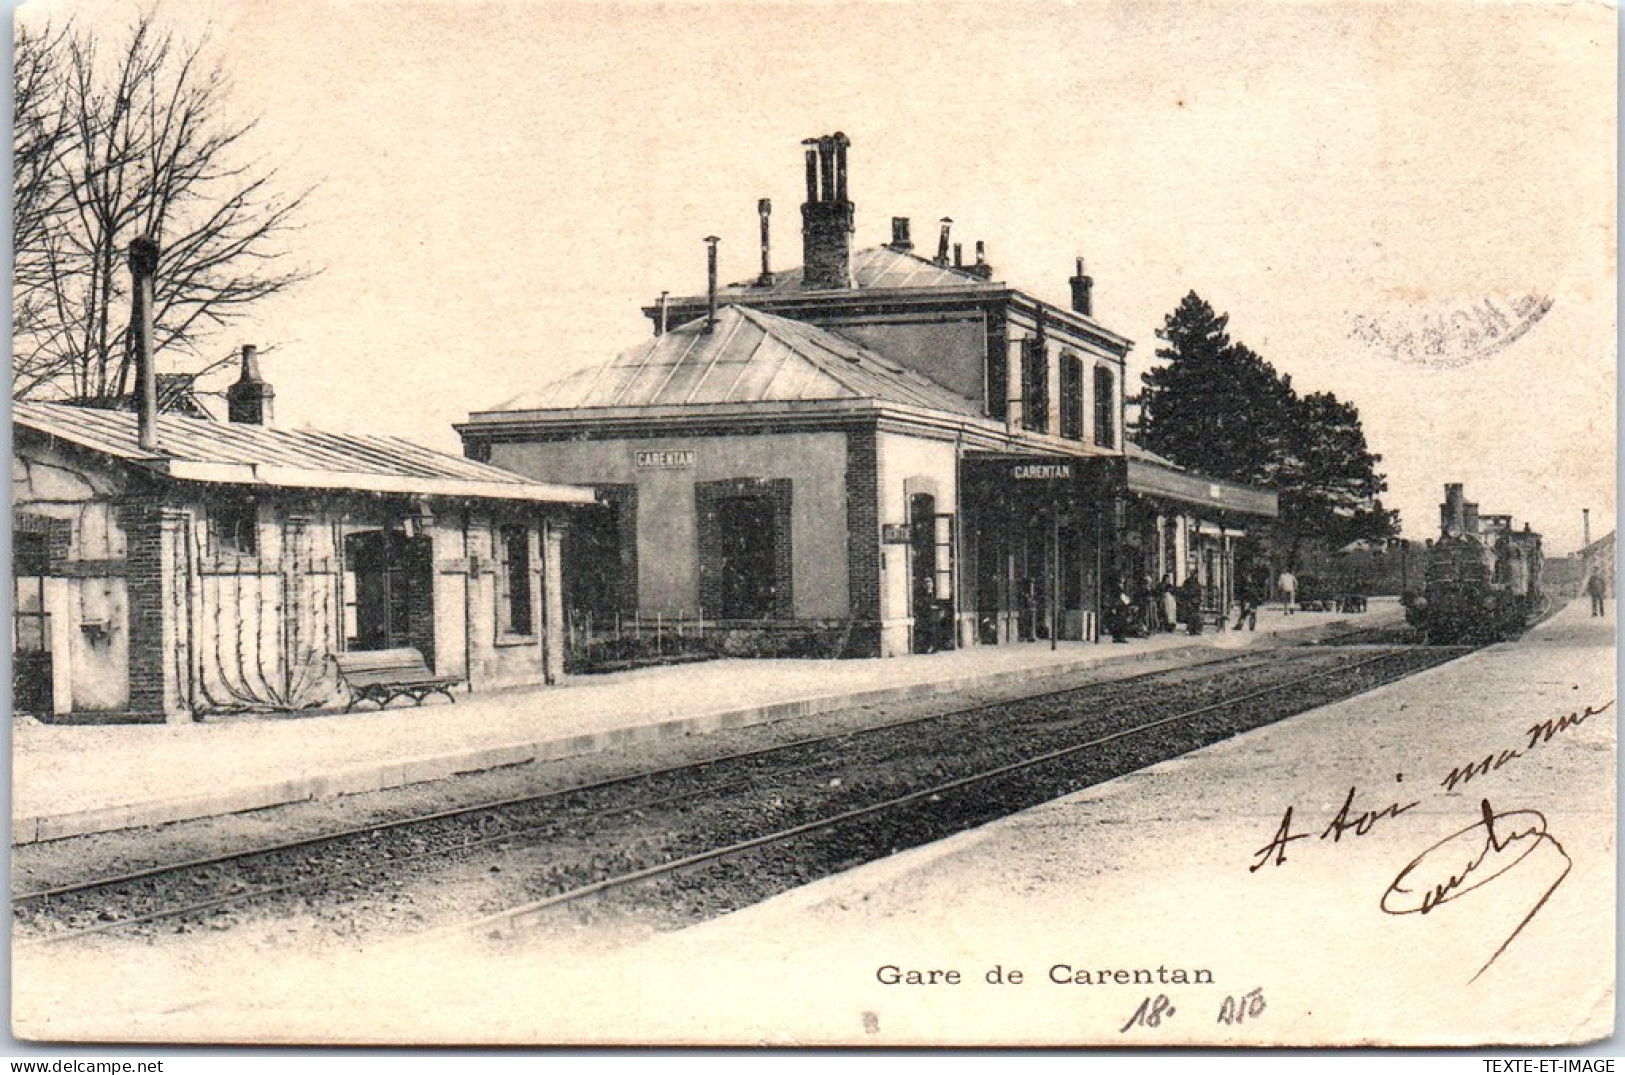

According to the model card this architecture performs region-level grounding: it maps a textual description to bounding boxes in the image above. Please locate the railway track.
[16,639,1472,948]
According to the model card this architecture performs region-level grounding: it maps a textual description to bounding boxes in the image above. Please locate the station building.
[12,348,593,723]
[459,135,1276,659]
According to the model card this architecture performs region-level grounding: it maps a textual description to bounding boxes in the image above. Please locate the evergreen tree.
[1274,392,1400,561]
[1140,292,1399,568]
[1139,292,1291,484]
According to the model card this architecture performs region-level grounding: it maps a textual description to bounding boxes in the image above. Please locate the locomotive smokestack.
[1442,483,1466,534]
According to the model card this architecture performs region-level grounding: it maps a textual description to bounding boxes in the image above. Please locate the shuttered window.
[1060,353,1084,440]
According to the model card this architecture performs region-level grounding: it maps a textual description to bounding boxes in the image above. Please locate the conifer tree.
[1139,291,1398,568]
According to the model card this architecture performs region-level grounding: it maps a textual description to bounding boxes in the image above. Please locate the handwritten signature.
[1381,798,1570,982]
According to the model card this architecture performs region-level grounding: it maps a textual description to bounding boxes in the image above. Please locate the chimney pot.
[757,198,775,287]
[704,236,721,333]
[1068,255,1094,317]
[953,242,963,268]
[889,216,913,253]
[227,343,275,425]
[935,218,953,266]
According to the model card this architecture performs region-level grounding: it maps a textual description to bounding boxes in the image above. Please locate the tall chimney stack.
[656,291,670,336]
[1584,508,1591,548]
[889,217,913,253]
[704,236,720,333]
[953,242,963,268]
[756,198,775,287]
[935,218,952,266]
[1069,257,1094,317]
[799,132,855,289]
[227,344,275,426]
[128,236,161,451]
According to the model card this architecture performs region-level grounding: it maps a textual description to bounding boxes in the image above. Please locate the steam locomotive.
[1403,483,1545,643]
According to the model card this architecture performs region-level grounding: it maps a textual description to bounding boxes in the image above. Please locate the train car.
[1404,483,1545,643]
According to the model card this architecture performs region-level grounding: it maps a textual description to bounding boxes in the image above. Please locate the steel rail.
[439,645,1468,941]
[16,643,1292,906]
[21,636,1449,947]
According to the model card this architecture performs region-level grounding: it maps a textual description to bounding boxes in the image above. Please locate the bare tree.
[11,13,316,404]
[13,22,76,351]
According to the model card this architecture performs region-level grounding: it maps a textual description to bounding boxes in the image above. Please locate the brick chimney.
[1069,257,1094,317]
[965,240,993,280]
[800,132,854,289]
[935,218,952,266]
[227,344,275,425]
[128,237,161,451]
[889,217,912,253]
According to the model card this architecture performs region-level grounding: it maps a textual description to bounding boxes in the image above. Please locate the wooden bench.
[332,647,462,712]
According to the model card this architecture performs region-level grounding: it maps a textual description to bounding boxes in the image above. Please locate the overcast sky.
[16,0,1617,554]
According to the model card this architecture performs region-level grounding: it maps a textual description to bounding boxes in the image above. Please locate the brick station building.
[459,134,1276,659]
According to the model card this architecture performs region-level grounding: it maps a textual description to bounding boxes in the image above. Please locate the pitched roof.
[489,304,981,416]
[707,245,995,300]
[12,401,595,504]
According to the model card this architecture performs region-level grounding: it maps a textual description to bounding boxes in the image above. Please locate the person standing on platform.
[1277,568,1297,615]
[1234,574,1259,631]
[1587,571,1608,617]
[1159,574,1178,633]
[1109,578,1133,643]
[1178,573,1204,635]
[1139,575,1159,636]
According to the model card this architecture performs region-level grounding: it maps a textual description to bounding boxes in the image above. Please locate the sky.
[13,0,1618,554]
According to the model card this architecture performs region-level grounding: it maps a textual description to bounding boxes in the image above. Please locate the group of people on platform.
[1106,569,1281,643]
[1107,573,1216,643]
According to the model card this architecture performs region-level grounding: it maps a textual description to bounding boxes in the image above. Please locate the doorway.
[343,529,434,660]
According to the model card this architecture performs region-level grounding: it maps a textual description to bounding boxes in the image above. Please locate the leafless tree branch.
[13,12,319,404]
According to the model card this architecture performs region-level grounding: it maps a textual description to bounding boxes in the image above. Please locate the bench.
[332,647,462,712]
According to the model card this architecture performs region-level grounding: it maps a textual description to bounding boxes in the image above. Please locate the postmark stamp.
[1347,293,1555,370]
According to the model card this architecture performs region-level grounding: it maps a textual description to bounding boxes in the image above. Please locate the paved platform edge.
[13,619,1359,845]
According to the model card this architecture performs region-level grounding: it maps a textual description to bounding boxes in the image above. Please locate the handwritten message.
[1249,699,1609,981]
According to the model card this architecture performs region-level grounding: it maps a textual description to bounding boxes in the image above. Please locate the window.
[697,479,793,620]
[1094,365,1116,449]
[1021,337,1049,434]
[1059,353,1084,440]
[986,337,1009,421]
[210,497,258,556]
[499,524,533,636]
[716,497,777,618]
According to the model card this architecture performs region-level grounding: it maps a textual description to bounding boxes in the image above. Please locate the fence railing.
[564,610,854,671]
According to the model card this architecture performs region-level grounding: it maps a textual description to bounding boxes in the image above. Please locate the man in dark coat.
[1178,573,1204,635]
[1587,571,1608,617]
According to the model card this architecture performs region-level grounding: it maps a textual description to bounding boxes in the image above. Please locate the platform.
[12,601,1612,1046]
[11,602,1388,844]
